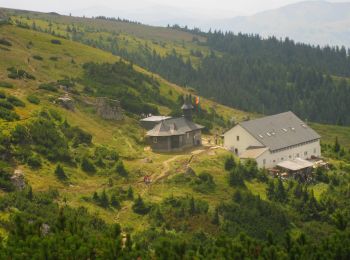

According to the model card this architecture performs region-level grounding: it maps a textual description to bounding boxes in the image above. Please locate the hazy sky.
[0,0,349,18]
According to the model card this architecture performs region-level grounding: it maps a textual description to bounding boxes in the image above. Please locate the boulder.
[11,169,26,190]
[57,94,75,111]
[96,97,123,120]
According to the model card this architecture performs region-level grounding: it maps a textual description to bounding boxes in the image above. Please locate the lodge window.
[153,137,157,143]
[187,133,190,139]
[263,159,266,165]
[235,148,238,155]
[314,148,316,154]
[304,151,308,156]
[236,136,240,141]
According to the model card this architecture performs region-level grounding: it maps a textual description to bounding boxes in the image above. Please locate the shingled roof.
[147,117,204,137]
[239,111,320,152]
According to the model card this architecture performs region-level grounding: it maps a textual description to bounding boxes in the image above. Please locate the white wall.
[256,140,321,168]
[224,125,263,155]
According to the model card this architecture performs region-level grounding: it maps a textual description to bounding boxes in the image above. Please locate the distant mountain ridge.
[212,1,350,47]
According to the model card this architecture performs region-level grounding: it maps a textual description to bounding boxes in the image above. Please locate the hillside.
[3,7,350,126]
[1,14,350,258]
[214,1,350,47]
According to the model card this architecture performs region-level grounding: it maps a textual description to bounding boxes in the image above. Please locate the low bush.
[0,100,14,110]
[27,95,40,104]
[49,56,59,61]
[0,38,12,46]
[51,39,62,45]
[0,107,19,121]
[7,95,25,107]
[0,81,13,88]
[27,155,42,169]
[32,55,43,61]
[38,82,57,92]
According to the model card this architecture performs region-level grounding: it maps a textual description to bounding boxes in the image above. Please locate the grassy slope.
[0,19,349,235]
[0,24,245,233]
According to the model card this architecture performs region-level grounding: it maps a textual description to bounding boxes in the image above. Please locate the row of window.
[263,148,317,165]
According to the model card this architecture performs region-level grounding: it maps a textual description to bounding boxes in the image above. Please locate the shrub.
[0,107,19,121]
[51,39,62,45]
[7,67,35,80]
[0,91,6,99]
[115,160,128,177]
[191,172,216,193]
[49,56,59,61]
[32,55,43,61]
[132,195,150,215]
[229,168,246,188]
[0,38,12,46]
[0,168,15,192]
[225,156,235,171]
[7,95,25,107]
[81,157,96,173]
[27,155,42,169]
[0,100,14,110]
[38,82,57,92]
[0,81,13,88]
[27,95,40,104]
[55,164,67,180]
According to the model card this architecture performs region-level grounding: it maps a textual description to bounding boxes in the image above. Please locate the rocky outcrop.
[96,97,123,120]
[57,94,75,111]
[11,169,26,190]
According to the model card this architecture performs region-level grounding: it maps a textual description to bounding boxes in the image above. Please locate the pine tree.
[100,189,109,208]
[110,194,120,208]
[127,186,134,200]
[266,180,275,201]
[55,164,67,180]
[276,179,287,203]
[211,207,220,225]
[224,156,235,171]
[334,137,341,153]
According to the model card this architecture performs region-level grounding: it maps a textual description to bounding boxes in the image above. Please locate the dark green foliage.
[0,38,12,46]
[0,81,13,88]
[49,56,59,61]
[112,30,350,125]
[0,99,14,110]
[99,189,109,208]
[220,191,289,240]
[26,95,40,104]
[132,195,150,215]
[224,156,235,171]
[191,172,216,193]
[0,166,15,192]
[7,95,25,107]
[334,137,341,153]
[7,67,35,80]
[81,157,96,173]
[55,164,67,180]
[127,186,134,200]
[229,167,246,188]
[28,117,70,161]
[38,82,58,92]
[51,39,62,44]
[82,61,162,115]
[0,107,19,121]
[0,91,5,99]
[110,193,120,208]
[32,55,43,60]
[27,155,42,169]
[115,160,128,177]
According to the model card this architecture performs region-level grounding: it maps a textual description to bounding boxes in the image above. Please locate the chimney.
[181,96,194,121]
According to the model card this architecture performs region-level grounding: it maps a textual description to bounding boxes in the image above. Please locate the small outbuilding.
[146,98,204,152]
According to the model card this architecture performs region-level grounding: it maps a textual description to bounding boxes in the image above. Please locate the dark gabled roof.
[147,117,204,137]
[239,111,320,152]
